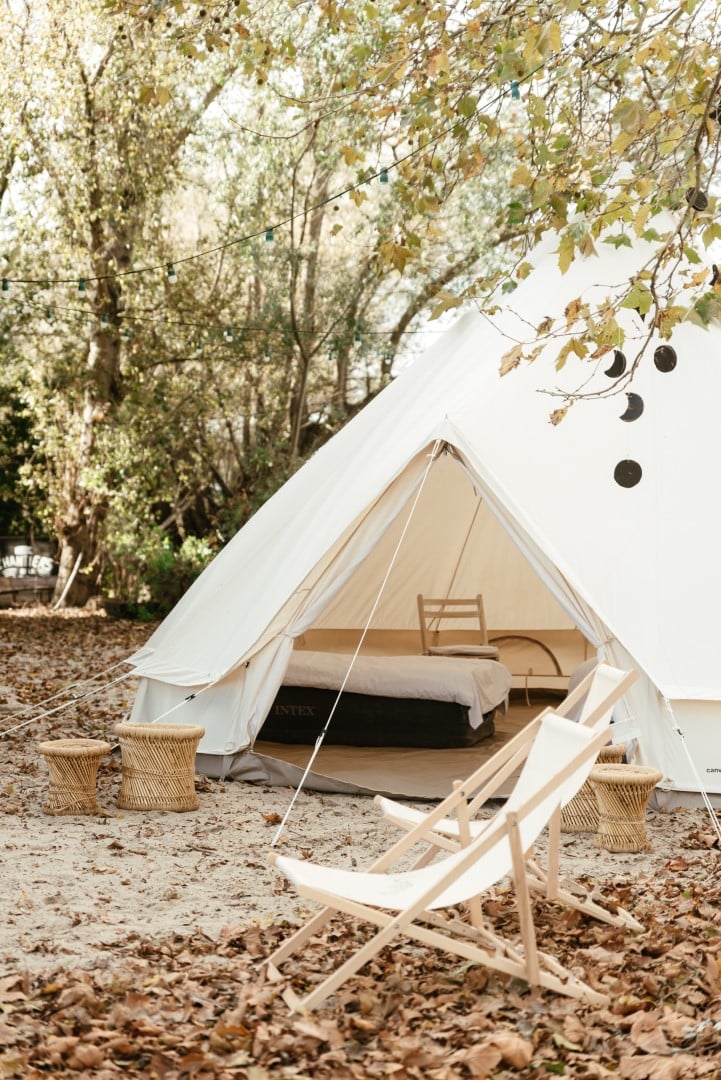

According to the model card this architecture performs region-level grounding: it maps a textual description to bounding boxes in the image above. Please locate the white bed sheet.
[284,651,512,729]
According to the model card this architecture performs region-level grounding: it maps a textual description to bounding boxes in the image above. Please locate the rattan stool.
[560,743,626,834]
[589,763,663,853]
[115,723,205,812]
[38,738,111,815]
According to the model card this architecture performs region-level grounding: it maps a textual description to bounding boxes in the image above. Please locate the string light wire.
[1,47,569,291]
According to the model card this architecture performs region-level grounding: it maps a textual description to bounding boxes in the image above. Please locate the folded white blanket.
[284,651,512,729]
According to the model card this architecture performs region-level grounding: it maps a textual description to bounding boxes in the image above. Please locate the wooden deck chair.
[267,713,629,1012]
[375,662,639,926]
[417,593,500,659]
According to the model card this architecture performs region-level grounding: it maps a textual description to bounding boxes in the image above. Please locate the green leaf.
[507,201,526,225]
[621,282,653,316]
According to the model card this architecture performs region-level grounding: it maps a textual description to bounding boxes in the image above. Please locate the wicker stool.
[560,743,627,834]
[38,738,111,815]
[115,723,205,812]
[589,764,663,853]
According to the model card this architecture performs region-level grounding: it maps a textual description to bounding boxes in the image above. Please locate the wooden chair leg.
[507,811,540,987]
[546,805,561,901]
[454,780,484,929]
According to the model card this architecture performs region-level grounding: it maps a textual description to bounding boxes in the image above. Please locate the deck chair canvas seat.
[375,663,638,922]
[417,594,500,659]
[267,711,642,1012]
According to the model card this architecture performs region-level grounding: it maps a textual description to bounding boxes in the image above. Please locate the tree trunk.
[52,325,122,606]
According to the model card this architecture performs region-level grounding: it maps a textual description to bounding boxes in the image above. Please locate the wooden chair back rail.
[417,593,489,652]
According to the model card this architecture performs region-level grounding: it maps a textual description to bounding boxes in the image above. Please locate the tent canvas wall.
[127,220,721,807]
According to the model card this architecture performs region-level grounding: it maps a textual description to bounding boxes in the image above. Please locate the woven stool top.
[590,763,663,787]
[38,738,112,757]
[115,722,205,742]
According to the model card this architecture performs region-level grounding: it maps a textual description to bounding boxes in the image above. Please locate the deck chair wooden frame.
[417,593,498,657]
[266,664,640,1013]
[267,714,622,1012]
[376,662,639,924]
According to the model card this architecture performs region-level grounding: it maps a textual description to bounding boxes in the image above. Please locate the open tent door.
[247,450,598,798]
[301,451,594,685]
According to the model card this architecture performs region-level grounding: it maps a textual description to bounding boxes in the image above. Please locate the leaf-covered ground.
[1,610,720,1079]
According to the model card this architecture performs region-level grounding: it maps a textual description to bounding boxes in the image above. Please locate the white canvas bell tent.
[127,220,721,807]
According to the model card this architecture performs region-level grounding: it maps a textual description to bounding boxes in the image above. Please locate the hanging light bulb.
[265,227,274,242]
[167,262,178,284]
[379,167,389,184]
[263,346,270,362]
[1,278,8,296]
[224,327,234,342]
[122,327,131,340]
[510,81,520,100]
[78,278,87,295]
[354,329,362,348]
[45,307,53,322]
[101,313,110,328]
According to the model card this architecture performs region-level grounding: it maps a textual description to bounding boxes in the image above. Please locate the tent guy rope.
[0,659,129,733]
[0,670,133,738]
[271,439,446,846]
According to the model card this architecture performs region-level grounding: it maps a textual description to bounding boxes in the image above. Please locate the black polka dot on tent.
[620,392,644,422]
[686,187,709,212]
[654,345,677,372]
[614,460,642,488]
[604,350,627,378]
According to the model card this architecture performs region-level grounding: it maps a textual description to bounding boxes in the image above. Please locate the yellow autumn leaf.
[633,204,650,237]
[511,164,533,188]
[556,233,575,274]
[341,145,365,166]
[499,343,524,375]
[427,47,449,76]
[683,268,710,289]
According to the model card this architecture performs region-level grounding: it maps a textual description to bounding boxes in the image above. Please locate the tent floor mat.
[249,694,551,799]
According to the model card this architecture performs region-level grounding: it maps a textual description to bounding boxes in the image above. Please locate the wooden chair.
[417,593,499,658]
[267,712,634,1012]
[375,663,639,925]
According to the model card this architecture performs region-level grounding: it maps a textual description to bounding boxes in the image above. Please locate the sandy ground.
[1,609,718,978]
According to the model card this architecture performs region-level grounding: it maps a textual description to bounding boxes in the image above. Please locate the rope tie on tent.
[271,438,445,846]
[147,684,212,724]
[662,694,721,845]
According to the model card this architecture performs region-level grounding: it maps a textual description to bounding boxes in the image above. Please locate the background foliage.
[2,0,721,609]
